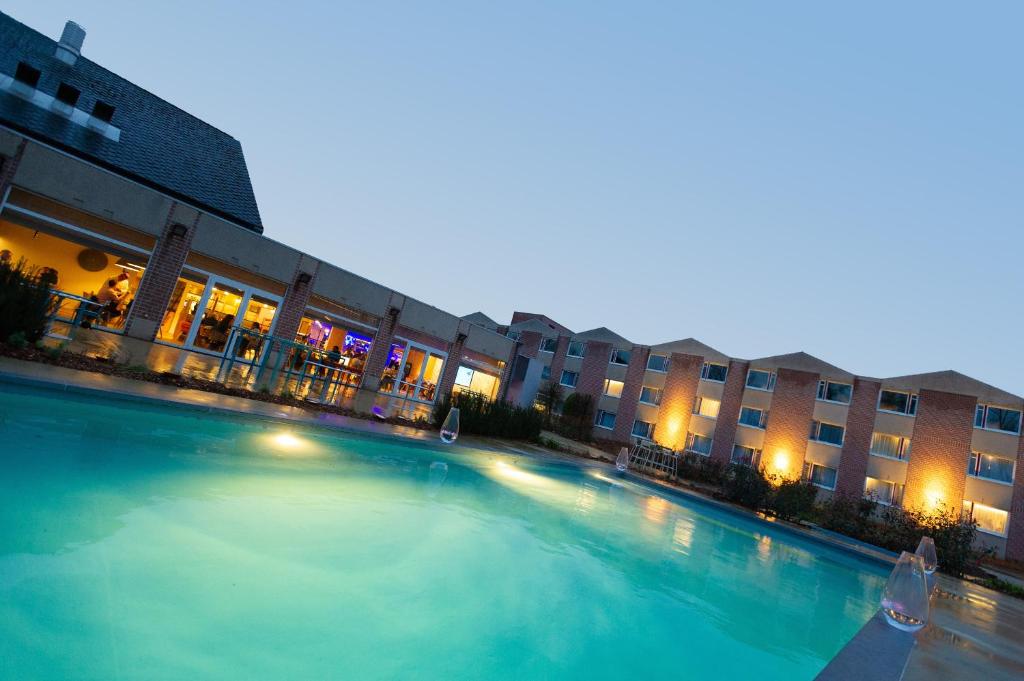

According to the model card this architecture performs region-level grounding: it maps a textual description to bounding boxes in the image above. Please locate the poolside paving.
[2,356,1023,681]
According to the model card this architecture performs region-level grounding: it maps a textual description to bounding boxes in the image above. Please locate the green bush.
[535,381,563,430]
[560,392,595,441]
[433,391,542,441]
[721,465,773,510]
[818,493,877,537]
[771,478,818,521]
[676,452,727,485]
[0,259,56,344]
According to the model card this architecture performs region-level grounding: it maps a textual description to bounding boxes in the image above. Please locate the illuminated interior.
[295,313,373,381]
[159,276,208,343]
[379,340,445,402]
[453,365,500,401]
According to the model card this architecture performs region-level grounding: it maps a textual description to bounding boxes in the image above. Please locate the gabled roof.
[461,311,499,330]
[883,370,1022,407]
[747,351,853,380]
[0,13,263,232]
[508,317,560,336]
[509,311,572,335]
[650,337,730,363]
[574,326,632,348]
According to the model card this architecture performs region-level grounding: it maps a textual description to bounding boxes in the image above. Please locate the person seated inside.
[234,321,264,359]
[207,314,235,351]
[96,272,131,323]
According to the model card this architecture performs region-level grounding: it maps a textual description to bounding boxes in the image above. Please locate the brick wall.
[709,360,750,464]
[834,378,882,498]
[360,304,402,389]
[1006,434,1024,560]
[271,261,320,344]
[497,337,519,402]
[436,331,468,400]
[123,204,197,341]
[0,138,27,197]
[654,353,703,451]
[547,335,570,387]
[611,345,651,443]
[576,340,611,404]
[503,331,541,405]
[760,368,819,480]
[903,389,975,513]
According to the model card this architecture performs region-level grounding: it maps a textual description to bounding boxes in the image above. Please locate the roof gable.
[461,311,499,330]
[884,370,1022,407]
[747,351,853,380]
[574,326,632,348]
[650,337,730,363]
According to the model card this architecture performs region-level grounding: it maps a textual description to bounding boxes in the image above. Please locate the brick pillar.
[547,335,570,386]
[437,329,468,400]
[654,353,703,451]
[360,302,402,391]
[0,138,27,197]
[611,345,651,443]
[903,389,975,514]
[710,360,749,464]
[760,368,819,480]
[576,341,611,403]
[272,259,319,343]
[834,378,882,498]
[123,204,198,341]
[1005,435,1024,560]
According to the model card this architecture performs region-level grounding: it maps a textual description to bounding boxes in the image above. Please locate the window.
[631,420,655,440]
[746,369,776,391]
[91,100,116,123]
[864,477,904,506]
[541,365,551,380]
[609,349,631,366]
[560,370,578,388]
[817,380,853,404]
[539,337,558,353]
[14,61,41,88]
[685,432,713,456]
[803,462,837,490]
[693,396,720,418]
[506,330,521,341]
[738,406,767,429]
[870,433,911,460]
[567,341,586,358]
[731,445,761,467]
[647,354,669,372]
[878,390,917,416]
[639,386,663,406]
[968,452,1015,484]
[56,82,81,107]
[809,420,845,446]
[700,362,728,382]
[595,410,617,430]
[603,379,624,398]
[975,404,1022,435]
[962,501,1009,537]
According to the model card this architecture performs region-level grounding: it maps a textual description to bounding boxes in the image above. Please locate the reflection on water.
[0,383,887,681]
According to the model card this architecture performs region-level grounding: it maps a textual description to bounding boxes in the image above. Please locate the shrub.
[535,381,563,430]
[676,453,727,485]
[0,259,56,344]
[771,479,818,521]
[560,392,595,441]
[818,493,877,537]
[432,391,542,441]
[721,465,773,510]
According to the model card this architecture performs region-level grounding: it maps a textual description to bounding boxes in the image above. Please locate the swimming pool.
[0,382,885,680]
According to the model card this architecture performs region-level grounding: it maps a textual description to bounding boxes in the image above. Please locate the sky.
[8,2,1024,393]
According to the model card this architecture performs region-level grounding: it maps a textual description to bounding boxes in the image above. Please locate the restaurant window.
[595,410,616,430]
[738,406,767,429]
[878,390,917,416]
[609,349,631,366]
[870,433,911,460]
[539,337,558,353]
[968,451,1015,484]
[803,462,837,490]
[700,362,728,382]
[294,313,373,383]
[731,445,761,467]
[974,404,1022,435]
[864,477,903,506]
[453,365,500,401]
[631,420,655,440]
[817,380,853,405]
[380,340,445,403]
[159,276,207,343]
[693,396,720,419]
[192,284,245,352]
[567,341,586,358]
[604,379,624,398]
[560,370,579,388]
[962,500,1009,537]
[639,386,662,406]
[685,432,713,456]
[746,369,776,391]
[647,354,669,372]
[809,420,845,447]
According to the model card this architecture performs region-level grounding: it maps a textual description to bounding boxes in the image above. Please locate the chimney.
[54,21,86,66]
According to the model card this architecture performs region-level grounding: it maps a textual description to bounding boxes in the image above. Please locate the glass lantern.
[615,447,629,472]
[440,407,459,443]
[880,551,929,632]
[915,536,938,575]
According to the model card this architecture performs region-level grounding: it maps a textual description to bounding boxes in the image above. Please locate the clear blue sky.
[9,2,1024,393]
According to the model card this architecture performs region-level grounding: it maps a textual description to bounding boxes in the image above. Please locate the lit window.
[560,370,578,388]
[864,477,904,506]
[962,500,1009,537]
[700,362,728,382]
[738,406,767,429]
[567,341,586,358]
[878,390,918,416]
[595,410,616,430]
[609,349,631,366]
[639,386,663,405]
[647,354,669,372]
[539,337,558,353]
[685,432,713,456]
[975,404,1022,435]
[541,365,551,380]
[731,445,761,467]
[803,462,837,490]
[810,420,845,446]
[694,396,720,418]
[603,379,624,398]
[968,451,1015,484]
[870,432,911,460]
[746,369,776,391]
[817,380,853,404]
[632,420,655,440]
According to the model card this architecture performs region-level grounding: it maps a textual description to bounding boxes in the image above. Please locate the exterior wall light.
[296,272,312,285]
[169,223,188,239]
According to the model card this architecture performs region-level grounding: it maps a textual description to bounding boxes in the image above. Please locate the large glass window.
[870,432,911,460]
[380,340,445,402]
[560,370,579,388]
[631,420,655,440]
[603,379,624,398]
[864,477,903,506]
[693,396,720,419]
[567,341,586,358]
[968,452,1015,484]
[878,390,917,415]
[294,313,373,383]
[595,410,616,430]
[975,405,1022,434]
[963,501,1009,537]
[159,276,207,343]
[539,337,558,353]
[731,445,761,467]
[453,365,500,401]
[746,369,776,391]
[701,362,728,382]
[803,462,837,490]
[639,386,663,405]
[810,420,845,446]
[193,284,244,352]
[685,432,713,456]
[609,349,631,366]
[738,406,766,429]
[647,354,669,372]
[817,380,852,404]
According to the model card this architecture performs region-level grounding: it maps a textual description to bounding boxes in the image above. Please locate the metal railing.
[627,441,680,477]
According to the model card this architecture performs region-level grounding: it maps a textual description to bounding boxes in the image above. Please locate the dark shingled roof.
[0,12,263,232]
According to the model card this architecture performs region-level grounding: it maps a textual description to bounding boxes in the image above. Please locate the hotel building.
[1,14,1021,560]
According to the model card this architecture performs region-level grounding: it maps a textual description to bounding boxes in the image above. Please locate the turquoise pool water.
[0,383,886,680]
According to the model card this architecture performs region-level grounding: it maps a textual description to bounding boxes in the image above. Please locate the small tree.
[535,381,564,430]
[561,392,595,441]
[0,259,56,344]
